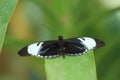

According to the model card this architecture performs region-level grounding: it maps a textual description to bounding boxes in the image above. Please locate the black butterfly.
[18,36,105,58]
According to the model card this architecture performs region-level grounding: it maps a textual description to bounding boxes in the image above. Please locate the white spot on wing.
[27,42,43,56]
[40,56,43,58]
[78,53,82,55]
[78,37,96,50]
[44,56,48,58]
[48,56,52,58]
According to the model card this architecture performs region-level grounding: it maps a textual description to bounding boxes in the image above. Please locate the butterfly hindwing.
[38,41,60,58]
[63,38,90,56]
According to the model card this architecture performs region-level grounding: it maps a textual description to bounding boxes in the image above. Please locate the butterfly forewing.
[18,40,60,58]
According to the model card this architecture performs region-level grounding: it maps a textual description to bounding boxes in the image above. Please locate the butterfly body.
[18,36,105,58]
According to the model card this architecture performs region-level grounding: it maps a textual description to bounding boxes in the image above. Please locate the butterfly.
[18,36,105,58]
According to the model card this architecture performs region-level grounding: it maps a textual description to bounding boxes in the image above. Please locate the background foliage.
[0,0,120,80]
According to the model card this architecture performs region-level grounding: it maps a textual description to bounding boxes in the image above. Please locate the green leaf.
[0,0,18,53]
[45,51,97,80]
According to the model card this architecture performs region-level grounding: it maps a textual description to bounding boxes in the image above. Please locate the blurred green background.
[0,0,120,80]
